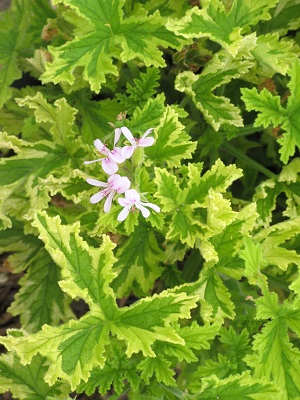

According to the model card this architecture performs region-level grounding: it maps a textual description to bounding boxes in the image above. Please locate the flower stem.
[235,124,264,137]
[179,95,191,108]
[222,141,278,180]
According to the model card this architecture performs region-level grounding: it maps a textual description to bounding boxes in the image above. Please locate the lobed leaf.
[8,248,73,333]
[0,352,70,400]
[146,106,196,167]
[17,93,79,154]
[0,212,197,389]
[175,48,253,131]
[76,96,124,143]
[167,0,277,55]
[242,59,300,164]
[188,371,279,399]
[251,33,297,76]
[116,67,160,114]
[112,222,164,297]
[0,0,54,107]
[246,291,300,399]
[42,0,186,91]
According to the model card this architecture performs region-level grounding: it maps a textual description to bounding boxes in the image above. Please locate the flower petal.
[120,126,135,145]
[117,206,130,222]
[90,190,107,204]
[136,203,150,218]
[138,137,155,147]
[86,178,108,187]
[110,147,126,163]
[140,201,160,213]
[94,139,107,154]
[102,158,118,175]
[110,176,131,193]
[118,197,132,207]
[121,146,134,159]
[141,128,153,139]
[104,191,115,213]
[114,128,122,146]
[108,174,121,183]
[125,189,140,203]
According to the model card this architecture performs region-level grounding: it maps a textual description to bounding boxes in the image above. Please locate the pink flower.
[84,138,125,175]
[119,127,155,159]
[86,174,131,212]
[117,189,160,221]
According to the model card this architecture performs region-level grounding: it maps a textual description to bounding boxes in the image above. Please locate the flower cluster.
[85,127,160,221]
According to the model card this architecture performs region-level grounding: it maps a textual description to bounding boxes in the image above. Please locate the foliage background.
[1,0,300,399]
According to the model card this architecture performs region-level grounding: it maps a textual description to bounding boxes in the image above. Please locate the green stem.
[158,384,185,399]
[179,95,191,108]
[222,141,278,180]
[235,124,264,137]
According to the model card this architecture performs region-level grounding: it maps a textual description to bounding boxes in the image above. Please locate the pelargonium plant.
[0,0,300,399]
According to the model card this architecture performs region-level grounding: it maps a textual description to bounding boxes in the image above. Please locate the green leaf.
[255,217,300,271]
[0,352,70,400]
[184,159,243,208]
[166,208,203,247]
[199,269,235,321]
[0,0,54,106]
[167,0,277,55]
[42,0,185,91]
[111,291,197,358]
[0,212,197,389]
[176,48,254,130]
[242,59,300,163]
[75,95,124,143]
[260,0,300,35]
[0,93,90,223]
[128,93,166,133]
[17,93,79,154]
[157,320,221,363]
[219,327,251,373]
[154,167,184,212]
[204,189,237,236]
[191,354,233,383]
[253,179,282,227]
[187,371,279,399]
[241,88,283,128]
[279,157,300,183]
[38,168,90,205]
[143,0,189,18]
[77,342,140,395]
[138,357,176,386]
[0,136,65,187]
[246,291,300,399]
[0,219,40,271]
[34,212,117,311]
[146,106,196,167]
[251,33,297,76]
[116,67,160,114]
[8,248,73,333]
[253,159,300,226]
[240,237,268,288]
[201,203,258,281]
[0,135,69,222]
[112,222,164,297]
[155,160,244,247]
